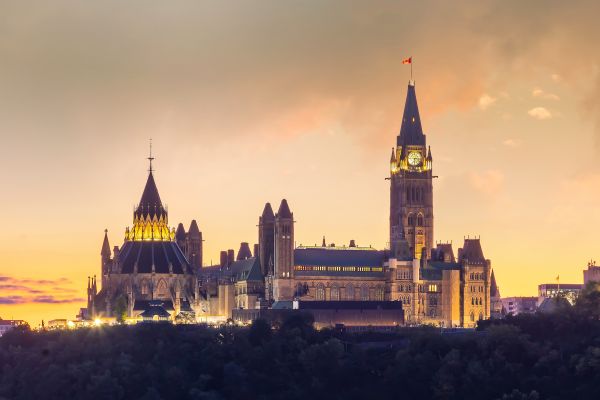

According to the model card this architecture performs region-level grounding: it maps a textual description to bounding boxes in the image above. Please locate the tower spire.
[148,138,154,173]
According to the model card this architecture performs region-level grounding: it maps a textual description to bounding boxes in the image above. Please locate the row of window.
[309,283,385,301]
[407,213,425,227]
[471,297,484,306]
[397,270,413,280]
[295,266,383,273]
[406,186,426,205]
[469,285,484,293]
[469,272,484,280]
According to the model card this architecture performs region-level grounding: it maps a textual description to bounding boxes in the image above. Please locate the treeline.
[2,285,600,400]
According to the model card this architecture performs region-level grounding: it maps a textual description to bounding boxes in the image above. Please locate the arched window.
[361,284,369,301]
[479,312,484,321]
[408,214,415,226]
[330,284,340,301]
[471,297,474,305]
[346,284,355,300]
[470,312,475,322]
[156,279,168,297]
[141,280,149,295]
[417,214,424,226]
[315,284,325,301]
[375,285,384,301]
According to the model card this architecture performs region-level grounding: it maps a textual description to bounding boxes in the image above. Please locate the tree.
[113,295,128,323]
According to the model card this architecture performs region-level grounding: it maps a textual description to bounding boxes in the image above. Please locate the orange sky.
[2,0,600,325]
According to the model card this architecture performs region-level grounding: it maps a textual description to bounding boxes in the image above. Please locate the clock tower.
[389,82,433,259]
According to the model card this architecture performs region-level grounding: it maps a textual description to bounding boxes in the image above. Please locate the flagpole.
[411,58,413,82]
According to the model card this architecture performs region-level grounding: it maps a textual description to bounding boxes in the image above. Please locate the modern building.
[501,297,537,316]
[538,283,582,306]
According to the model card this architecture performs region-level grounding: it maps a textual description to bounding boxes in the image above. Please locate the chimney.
[220,251,228,268]
[227,249,235,267]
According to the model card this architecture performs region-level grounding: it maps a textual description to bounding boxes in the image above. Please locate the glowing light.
[94,318,102,326]
[67,320,75,328]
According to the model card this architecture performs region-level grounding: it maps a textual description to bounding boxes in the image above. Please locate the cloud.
[0,276,82,306]
[532,88,560,101]
[469,170,505,196]
[31,296,86,304]
[503,139,520,147]
[478,94,497,110]
[528,107,552,120]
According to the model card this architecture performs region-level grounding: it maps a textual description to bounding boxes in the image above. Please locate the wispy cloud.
[0,276,81,306]
[532,88,560,101]
[478,94,497,110]
[528,107,552,120]
[503,139,520,147]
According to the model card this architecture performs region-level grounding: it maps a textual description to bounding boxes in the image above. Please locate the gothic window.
[361,284,369,301]
[375,285,384,301]
[141,280,149,295]
[479,312,484,321]
[417,214,424,226]
[330,285,340,301]
[470,312,475,322]
[408,214,415,226]
[156,280,168,297]
[316,284,325,301]
[346,284,355,300]
[471,297,474,305]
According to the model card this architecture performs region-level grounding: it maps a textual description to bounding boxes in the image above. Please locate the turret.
[258,202,275,275]
[273,199,294,301]
[390,148,397,174]
[187,220,202,269]
[101,230,111,275]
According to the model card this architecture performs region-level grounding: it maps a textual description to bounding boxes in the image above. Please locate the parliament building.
[86,81,497,328]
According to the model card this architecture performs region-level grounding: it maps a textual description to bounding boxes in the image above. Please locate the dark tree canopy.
[2,286,600,399]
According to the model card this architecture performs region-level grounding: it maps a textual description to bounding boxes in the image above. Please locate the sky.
[1,0,600,325]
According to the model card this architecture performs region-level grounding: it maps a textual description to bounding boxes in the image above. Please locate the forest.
[2,283,600,400]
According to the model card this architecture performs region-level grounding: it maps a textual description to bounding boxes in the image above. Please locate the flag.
[402,57,412,64]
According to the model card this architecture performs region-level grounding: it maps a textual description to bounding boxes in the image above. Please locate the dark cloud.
[0,276,81,305]
[0,296,26,305]
[31,296,85,304]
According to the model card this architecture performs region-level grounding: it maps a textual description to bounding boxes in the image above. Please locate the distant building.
[501,297,537,315]
[583,260,600,285]
[0,318,26,336]
[538,283,582,306]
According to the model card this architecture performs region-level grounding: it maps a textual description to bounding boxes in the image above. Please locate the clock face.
[408,151,422,166]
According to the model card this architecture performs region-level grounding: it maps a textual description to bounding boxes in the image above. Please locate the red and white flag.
[402,57,412,64]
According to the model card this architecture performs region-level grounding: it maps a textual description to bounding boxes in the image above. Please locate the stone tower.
[389,82,434,259]
[187,220,203,269]
[273,199,294,301]
[258,203,275,276]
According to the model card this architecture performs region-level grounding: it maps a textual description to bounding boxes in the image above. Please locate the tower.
[390,82,434,259]
[258,203,275,275]
[273,199,294,301]
[187,220,203,269]
[101,229,111,275]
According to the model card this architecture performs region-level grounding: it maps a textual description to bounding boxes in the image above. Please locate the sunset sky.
[1,0,600,325]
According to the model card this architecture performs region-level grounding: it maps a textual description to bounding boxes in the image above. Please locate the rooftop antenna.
[148,138,154,173]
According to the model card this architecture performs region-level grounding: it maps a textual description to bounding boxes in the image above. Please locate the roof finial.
[148,138,154,173]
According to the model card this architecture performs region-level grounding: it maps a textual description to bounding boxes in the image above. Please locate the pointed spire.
[427,145,432,160]
[390,147,396,162]
[397,83,425,147]
[490,270,500,298]
[188,220,201,238]
[101,229,111,257]
[175,223,186,242]
[261,202,275,221]
[322,236,326,247]
[277,199,292,218]
[136,172,164,219]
